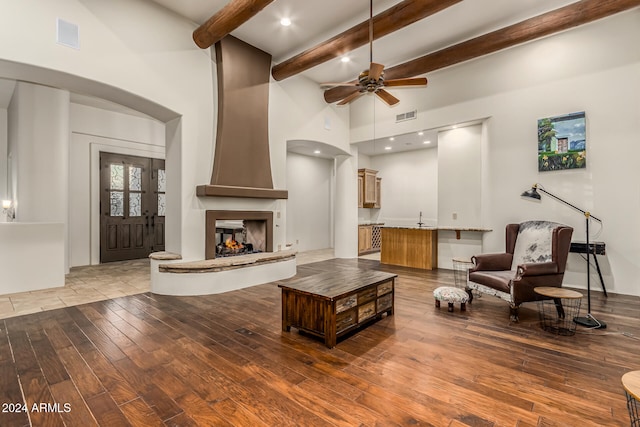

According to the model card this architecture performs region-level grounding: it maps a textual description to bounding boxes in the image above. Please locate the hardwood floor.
[1,258,637,426]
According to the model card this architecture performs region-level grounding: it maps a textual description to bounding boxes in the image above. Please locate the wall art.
[537,111,586,172]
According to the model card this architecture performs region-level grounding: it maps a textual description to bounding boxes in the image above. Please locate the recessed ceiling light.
[340,56,350,63]
[280,17,291,27]
[418,131,424,136]
[423,140,431,144]
[384,146,392,150]
[389,137,394,141]
[313,150,321,154]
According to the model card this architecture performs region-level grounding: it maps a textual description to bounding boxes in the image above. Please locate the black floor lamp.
[521,183,606,329]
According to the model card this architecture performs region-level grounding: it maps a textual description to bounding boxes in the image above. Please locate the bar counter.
[380,227,438,270]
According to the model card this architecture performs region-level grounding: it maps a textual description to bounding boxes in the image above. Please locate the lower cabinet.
[358,224,382,255]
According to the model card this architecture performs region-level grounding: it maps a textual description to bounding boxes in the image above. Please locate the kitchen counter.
[381,227,437,270]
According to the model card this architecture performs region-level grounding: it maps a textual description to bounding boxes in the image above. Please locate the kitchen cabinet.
[358,224,382,255]
[358,168,381,208]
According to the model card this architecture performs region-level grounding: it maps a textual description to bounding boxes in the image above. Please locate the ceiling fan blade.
[369,62,384,81]
[337,91,365,105]
[384,77,428,87]
[324,86,359,103]
[320,82,359,88]
[375,89,400,106]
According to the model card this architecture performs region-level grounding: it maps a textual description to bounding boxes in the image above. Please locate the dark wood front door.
[100,152,166,263]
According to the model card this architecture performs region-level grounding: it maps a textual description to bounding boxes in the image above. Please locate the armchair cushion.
[468,270,515,293]
[510,221,563,270]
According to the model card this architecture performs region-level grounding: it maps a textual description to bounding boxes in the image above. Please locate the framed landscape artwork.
[537,111,586,172]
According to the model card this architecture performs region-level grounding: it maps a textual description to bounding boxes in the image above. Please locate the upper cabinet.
[358,168,381,209]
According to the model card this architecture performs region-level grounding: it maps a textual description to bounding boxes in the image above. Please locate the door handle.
[151,215,155,228]
[145,215,150,229]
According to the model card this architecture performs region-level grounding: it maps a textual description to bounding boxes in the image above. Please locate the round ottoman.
[433,286,470,312]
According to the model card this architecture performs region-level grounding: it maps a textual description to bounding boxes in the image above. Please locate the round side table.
[533,287,582,336]
[622,371,640,426]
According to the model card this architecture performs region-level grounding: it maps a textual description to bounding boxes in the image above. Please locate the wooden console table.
[279,269,397,348]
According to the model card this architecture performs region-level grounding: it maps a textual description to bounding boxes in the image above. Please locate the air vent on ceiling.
[396,109,417,123]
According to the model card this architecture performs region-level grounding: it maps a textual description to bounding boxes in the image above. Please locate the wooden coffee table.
[279,268,397,348]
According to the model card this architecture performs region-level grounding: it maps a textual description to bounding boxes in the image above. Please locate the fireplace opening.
[214,220,265,257]
[206,211,273,259]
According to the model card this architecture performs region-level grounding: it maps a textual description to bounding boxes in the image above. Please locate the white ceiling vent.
[396,109,417,123]
[57,18,80,49]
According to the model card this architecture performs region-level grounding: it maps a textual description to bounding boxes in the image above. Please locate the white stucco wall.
[285,152,333,252]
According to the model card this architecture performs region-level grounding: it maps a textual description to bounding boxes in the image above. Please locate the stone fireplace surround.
[149,208,295,296]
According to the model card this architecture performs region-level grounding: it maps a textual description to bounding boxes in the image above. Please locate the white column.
[9,82,70,223]
[8,82,70,270]
[333,146,358,258]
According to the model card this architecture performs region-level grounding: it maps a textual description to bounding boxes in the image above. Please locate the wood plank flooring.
[1,258,637,426]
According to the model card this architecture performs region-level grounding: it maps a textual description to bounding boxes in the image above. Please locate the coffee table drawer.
[358,286,377,304]
[377,293,393,312]
[358,301,376,322]
[377,280,393,296]
[336,309,357,333]
[336,294,357,313]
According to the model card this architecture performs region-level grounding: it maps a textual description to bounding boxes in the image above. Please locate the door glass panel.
[110,165,124,190]
[158,194,166,217]
[129,193,142,217]
[129,166,142,191]
[157,169,166,192]
[110,191,124,216]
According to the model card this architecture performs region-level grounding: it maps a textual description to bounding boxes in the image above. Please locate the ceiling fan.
[322,0,428,106]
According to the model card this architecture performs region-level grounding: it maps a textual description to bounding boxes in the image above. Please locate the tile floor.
[0,249,380,319]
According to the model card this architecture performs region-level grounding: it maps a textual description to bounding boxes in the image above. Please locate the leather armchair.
[467,221,573,320]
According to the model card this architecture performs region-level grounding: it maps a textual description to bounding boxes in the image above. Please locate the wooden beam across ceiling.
[271,0,463,82]
[324,0,640,103]
[193,0,275,49]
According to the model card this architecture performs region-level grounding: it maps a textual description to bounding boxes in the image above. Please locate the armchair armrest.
[471,253,513,271]
[516,262,558,278]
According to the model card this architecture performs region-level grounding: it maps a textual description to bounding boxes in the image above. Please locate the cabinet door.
[364,171,377,205]
[373,177,382,208]
[357,175,363,208]
[358,226,373,254]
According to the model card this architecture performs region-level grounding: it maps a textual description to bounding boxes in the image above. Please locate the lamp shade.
[520,186,541,200]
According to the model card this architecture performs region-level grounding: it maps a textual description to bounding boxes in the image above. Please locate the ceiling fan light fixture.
[321,0,427,106]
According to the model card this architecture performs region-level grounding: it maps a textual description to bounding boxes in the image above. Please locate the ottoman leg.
[435,299,440,308]
[461,302,466,311]
[448,302,454,312]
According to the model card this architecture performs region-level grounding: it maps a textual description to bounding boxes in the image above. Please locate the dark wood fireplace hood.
[197,36,288,200]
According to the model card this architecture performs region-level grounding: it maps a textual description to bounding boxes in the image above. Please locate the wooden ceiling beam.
[193,0,275,49]
[324,0,640,103]
[271,0,463,81]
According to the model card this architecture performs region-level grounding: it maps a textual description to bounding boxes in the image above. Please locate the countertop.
[380,225,492,239]
[381,226,492,232]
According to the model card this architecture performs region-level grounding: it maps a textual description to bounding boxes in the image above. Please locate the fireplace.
[205,210,273,259]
